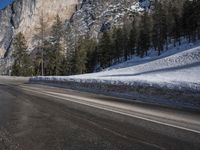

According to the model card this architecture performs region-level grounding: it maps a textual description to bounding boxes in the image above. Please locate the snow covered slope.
[34,42,200,92]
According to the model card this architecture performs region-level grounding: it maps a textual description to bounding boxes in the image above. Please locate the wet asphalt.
[0,80,200,150]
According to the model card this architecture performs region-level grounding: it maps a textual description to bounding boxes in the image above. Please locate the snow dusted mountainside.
[34,42,200,92]
[64,0,150,53]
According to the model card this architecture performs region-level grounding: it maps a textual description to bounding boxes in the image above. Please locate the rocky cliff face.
[0,0,149,74]
[0,0,79,58]
[0,5,13,58]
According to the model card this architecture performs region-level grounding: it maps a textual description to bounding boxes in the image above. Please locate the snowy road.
[0,78,200,150]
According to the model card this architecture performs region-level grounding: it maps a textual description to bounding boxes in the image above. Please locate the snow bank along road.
[0,77,200,150]
[31,44,200,110]
[33,44,200,91]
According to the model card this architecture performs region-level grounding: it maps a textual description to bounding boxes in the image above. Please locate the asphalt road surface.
[0,77,200,150]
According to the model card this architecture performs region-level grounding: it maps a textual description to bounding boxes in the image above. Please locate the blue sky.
[0,0,14,9]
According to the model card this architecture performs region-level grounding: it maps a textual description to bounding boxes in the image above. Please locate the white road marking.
[21,86,200,134]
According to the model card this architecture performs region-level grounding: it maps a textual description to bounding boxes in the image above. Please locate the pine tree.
[34,40,53,76]
[64,23,77,75]
[112,27,123,63]
[172,6,182,46]
[128,19,137,56]
[73,39,87,74]
[194,0,200,39]
[52,15,63,44]
[34,12,47,76]
[122,25,129,61]
[34,49,42,76]
[85,39,98,73]
[65,47,74,75]
[51,14,64,75]
[137,12,151,57]
[12,32,32,76]
[98,32,112,69]
[166,2,175,47]
[152,1,167,55]
[12,61,20,76]
[182,0,195,42]
[43,40,54,75]
[72,37,97,74]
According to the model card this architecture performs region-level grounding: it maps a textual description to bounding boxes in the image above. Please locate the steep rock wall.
[0,0,79,58]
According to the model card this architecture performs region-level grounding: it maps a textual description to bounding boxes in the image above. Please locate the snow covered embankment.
[31,45,200,110]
